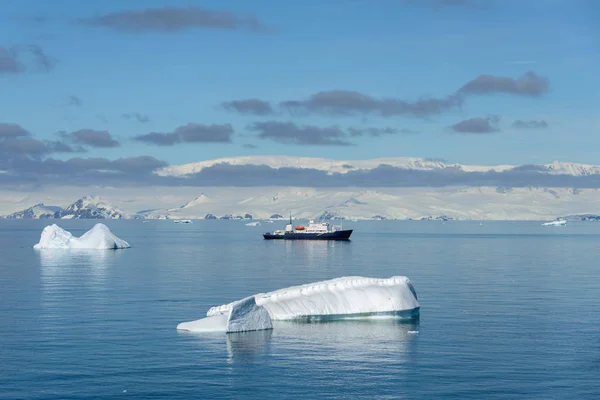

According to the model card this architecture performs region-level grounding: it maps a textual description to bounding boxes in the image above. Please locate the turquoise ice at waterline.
[177,276,420,333]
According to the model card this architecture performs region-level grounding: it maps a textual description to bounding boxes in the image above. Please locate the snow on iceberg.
[178,296,273,333]
[33,223,131,249]
[542,219,566,226]
[177,276,420,333]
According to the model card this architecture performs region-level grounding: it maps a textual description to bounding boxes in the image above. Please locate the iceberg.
[542,219,567,226]
[34,223,131,249]
[245,221,260,227]
[177,276,420,333]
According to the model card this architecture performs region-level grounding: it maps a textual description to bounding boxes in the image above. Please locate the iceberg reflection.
[183,319,417,366]
[272,319,418,364]
[226,330,273,363]
[37,249,125,331]
[38,248,124,269]
[38,249,125,294]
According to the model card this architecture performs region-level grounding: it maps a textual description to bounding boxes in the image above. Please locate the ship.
[263,216,353,240]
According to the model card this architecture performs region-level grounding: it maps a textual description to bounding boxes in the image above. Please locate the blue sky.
[1,0,598,170]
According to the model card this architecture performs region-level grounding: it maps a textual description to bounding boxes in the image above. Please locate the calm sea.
[1,220,599,399]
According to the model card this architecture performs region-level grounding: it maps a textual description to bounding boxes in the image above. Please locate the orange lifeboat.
[295,225,305,230]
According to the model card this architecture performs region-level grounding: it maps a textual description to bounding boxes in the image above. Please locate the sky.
[1,0,599,189]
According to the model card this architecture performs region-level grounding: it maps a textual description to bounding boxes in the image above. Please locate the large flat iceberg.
[34,223,130,250]
[542,219,567,226]
[177,276,420,333]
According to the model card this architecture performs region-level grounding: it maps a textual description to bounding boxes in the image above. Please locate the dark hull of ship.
[263,229,353,241]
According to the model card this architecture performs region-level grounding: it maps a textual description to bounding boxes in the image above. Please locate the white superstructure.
[285,220,338,234]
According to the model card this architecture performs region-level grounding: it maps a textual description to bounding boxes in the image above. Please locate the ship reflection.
[283,239,352,266]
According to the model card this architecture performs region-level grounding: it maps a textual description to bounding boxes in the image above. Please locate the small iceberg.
[177,276,420,333]
[173,219,192,224]
[542,219,567,226]
[245,221,261,227]
[34,223,130,250]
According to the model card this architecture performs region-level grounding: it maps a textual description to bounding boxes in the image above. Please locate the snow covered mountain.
[4,156,600,221]
[544,161,600,176]
[154,156,600,178]
[2,186,600,221]
[55,196,135,220]
[154,155,508,176]
[3,204,62,219]
[175,193,210,209]
[142,186,600,221]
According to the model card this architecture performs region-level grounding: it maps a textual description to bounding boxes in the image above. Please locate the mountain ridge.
[154,156,600,178]
[3,203,62,219]
[4,186,600,221]
[55,196,135,220]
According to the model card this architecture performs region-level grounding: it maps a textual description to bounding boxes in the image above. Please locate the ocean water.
[1,220,599,399]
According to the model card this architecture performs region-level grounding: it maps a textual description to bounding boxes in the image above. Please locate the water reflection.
[184,319,418,368]
[273,320,418,364]
[38,249,125,290]
[179,316,418,371]
[226,329,273,364]
[283,240,352,265]
[38,248,124,268]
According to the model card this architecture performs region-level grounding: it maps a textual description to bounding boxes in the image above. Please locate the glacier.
[33,223,131,249]
[177,276,420,333]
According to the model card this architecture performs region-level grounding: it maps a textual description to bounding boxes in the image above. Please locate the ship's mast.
[289,211,292,225]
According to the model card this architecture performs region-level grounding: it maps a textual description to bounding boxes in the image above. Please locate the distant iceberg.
[177,276,420,333]
[34,223,131,250]
[542,219,567,226]
[245,221,260,227]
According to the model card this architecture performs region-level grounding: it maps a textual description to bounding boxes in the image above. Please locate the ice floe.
[177,276,420,333]
[33,223,130,250]
[542,219,567,226]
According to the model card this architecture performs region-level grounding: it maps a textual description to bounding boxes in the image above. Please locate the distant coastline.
[2,191,600,222]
